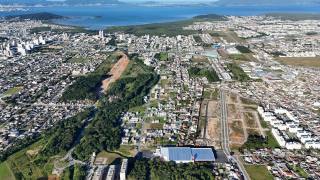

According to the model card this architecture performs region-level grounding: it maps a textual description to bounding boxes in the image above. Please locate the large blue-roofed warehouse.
[159,147,215,163]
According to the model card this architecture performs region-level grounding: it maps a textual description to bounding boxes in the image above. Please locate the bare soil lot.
[276,57,320,68]
[229,120,245,145]
[101,52,129,92]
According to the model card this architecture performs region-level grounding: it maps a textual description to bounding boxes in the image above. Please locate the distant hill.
[193,14,227,21]
[5,12,64,21]
[0,0,121,5]
[215,0,320,6]
[266,13,320,21]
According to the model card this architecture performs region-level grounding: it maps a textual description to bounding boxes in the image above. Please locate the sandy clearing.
[101,52,129,93]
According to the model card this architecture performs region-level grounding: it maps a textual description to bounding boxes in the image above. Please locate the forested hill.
[5,12,64,21]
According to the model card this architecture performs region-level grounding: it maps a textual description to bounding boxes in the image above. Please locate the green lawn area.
[96,151,122,164]
[266,131,280,148]
[68,56,90,63]
[3,86,23,96]
[244,165,273,180]
[0,162,15,180]
[128,105,146,114]
[290,165,308,178]
[116,145,136,157]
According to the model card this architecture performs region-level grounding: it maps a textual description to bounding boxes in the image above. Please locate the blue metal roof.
[160,147,215,162]
[161,147,192,161]
[191,148,215,161]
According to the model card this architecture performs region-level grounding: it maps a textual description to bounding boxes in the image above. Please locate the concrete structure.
[120,159,128,180]
[106,165,116,180]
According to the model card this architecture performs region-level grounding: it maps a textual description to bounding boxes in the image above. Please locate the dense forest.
[188,67,220,82]
[73,57,159,160]
[128,158,214,180]
[39,109,94,158]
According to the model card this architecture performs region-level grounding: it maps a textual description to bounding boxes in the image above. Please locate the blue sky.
[120,0,218,2]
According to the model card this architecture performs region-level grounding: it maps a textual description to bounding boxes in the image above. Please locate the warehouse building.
[159,147,215,163]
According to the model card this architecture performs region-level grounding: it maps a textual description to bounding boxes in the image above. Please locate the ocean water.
[1,5,320,29]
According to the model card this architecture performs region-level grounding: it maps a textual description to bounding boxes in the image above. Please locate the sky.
[119,0,218,2]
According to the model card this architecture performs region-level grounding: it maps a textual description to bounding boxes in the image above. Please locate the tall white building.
[120,159,128,180]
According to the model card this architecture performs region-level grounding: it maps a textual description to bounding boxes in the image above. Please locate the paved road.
[219,89,250,180]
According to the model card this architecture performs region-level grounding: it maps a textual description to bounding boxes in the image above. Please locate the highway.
[219,88,250,180]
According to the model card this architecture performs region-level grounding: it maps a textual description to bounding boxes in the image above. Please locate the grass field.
[68,56,90,63]
[4,140,57,179]
[266,131,280,148]
[276,57,320,68]
[244,165,273,180]
[96,151,123,164]
[0,162,15,180]
[3,86,23,96]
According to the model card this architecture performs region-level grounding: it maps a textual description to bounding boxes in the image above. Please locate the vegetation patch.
[3,86,23,97]
[235,45,252,53]
[0,162,15,180]
[129,158,214,180]
[61,53,120,101]
[227,63,250,82]
[241,131,279,149]
[154,52,168,61]
[229,54,251,61]
[73,57,159,161]
[188,67,220,82]
[244,165,273,180]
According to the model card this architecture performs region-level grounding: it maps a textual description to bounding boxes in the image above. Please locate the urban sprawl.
[0,14,320,180]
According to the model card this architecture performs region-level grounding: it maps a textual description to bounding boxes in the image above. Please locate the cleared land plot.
[0,162,15,180]
[244,165,273,180]
[203,89,219,100]
[247,128,261,136]
[207,118,221,147]
[244,112,258,129]
[95,151,122,165]
[146,123,164,130]
[207,101,218,118]
[101,53,129,92]
[229,121,245,145]
[191,56,209,63]
[276,57,320,68]
[227,104,238,119]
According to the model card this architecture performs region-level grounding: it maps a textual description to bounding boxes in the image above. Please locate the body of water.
[1,5,320,29]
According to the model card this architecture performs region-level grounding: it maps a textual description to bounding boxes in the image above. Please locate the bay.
[0,4,320,29]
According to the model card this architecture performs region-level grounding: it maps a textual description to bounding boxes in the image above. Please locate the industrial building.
[159,147,215,163]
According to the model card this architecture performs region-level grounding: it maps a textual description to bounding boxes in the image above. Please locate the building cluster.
[243,149,320,179]
[121,52,204,148]
[258,107,320,149]
[90,159,128,180]
[0,21,111,153]
[185,15,320,57]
